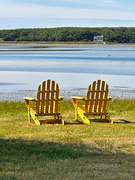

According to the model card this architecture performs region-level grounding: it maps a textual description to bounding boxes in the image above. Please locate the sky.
[0,0,135,29]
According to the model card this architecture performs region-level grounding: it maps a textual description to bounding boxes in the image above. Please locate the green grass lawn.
[0,99,135,180]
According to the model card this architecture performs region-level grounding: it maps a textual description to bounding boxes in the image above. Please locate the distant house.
[0,38,3,41]
[93,36,104,42]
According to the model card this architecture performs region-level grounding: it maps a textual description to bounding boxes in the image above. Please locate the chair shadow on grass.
[64,119,133,125]
[63,121,84,125]
[113,119,132,124]
[113,119,135,124]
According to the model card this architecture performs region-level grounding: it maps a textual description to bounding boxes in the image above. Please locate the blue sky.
[0,0,135,29]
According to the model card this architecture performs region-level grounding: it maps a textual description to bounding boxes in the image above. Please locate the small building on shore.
[93,36,104,42]
[0,38,3,41]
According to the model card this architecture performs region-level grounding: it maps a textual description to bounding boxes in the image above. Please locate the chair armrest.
[54,96,64,101]
[71,96,85,109]
[23,97,36,101]
[23,97,36,110]
[102,96,112,101]
[107,96,112,100]
[59,96,64,100]
[71,96,85,100]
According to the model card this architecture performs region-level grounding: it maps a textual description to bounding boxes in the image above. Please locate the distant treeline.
[0,27,135,43]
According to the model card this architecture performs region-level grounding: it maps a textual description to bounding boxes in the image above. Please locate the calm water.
[0,43,135,100]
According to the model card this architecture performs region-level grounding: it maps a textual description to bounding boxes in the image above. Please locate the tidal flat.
[0,42,135,101]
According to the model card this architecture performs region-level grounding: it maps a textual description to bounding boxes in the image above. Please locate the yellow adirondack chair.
[71,80,112,124]
[23,79,64,125]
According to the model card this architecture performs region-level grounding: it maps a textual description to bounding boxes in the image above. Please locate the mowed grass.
[0,99,135,180]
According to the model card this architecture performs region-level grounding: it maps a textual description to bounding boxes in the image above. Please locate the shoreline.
[0,87,135,102]
[1,42,135,53]
[0,71,135,101]
[1,41,135,46]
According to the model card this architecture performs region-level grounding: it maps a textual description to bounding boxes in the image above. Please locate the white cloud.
[0,1,135,21]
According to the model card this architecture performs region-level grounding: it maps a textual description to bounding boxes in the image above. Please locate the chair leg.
[30,111,41,125]
[28,110,31,123]
[75,109,78,120]
[78,111,90,124]
[59,115,64,125]
[107,114,113,124]
[34,117,41,125]
[100,114,102,120]
[54,115,64,125]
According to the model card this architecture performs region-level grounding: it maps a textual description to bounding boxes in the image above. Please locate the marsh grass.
[0,99,135,179]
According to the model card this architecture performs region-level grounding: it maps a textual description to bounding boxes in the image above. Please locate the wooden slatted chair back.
[85,80,109,113]
[36,79,59,114]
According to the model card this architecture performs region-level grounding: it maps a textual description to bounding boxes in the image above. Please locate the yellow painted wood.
[98,80,105,113]
[23,79,63,125]
[75,109,78,120]
[46,79,50,113]
[94,79,100,112]
[70,96,85,100]
[28,109,31,123]
[89,81,96,113]
[59,96,64,100]
[50,80,55,113]
[55,84,59,113]
[41,81,45,114]
[36,84,41,114]
[39,119,61,124]
[85,84,91,112]
[23,97,35,101]
[71,80,112,124]
[30,111,41,125]
[103,84,108,113]
[78,107,90,124]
